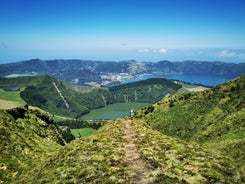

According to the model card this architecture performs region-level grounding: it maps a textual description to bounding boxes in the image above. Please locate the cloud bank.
[138,48,168,54]
[219,49,245,59]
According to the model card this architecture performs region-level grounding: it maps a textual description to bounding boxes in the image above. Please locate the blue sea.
[123,74,234,87]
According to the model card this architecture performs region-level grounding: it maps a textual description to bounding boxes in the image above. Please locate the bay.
[123,74,233,86]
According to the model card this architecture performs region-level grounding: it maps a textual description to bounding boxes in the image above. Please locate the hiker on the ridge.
[77,133,81,139]
[130,109,134,119]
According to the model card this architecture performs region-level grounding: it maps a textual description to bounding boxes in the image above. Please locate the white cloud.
[159,48,168,53]
[138,48,150,53]
[138,48,169,54]
[219,49,245,59]
[219,50,236,57]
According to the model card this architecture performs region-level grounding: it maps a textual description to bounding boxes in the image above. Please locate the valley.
[0,60,244,183]
[1,107,243,183]
[0,75,182,119]
[81,102,150,120]
[1,0,245,182]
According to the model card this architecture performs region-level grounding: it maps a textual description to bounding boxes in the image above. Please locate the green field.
[0,89,25,103]
[81,102,150,120]
[0,89,25,109]
[71,128,97,138]
[177,81,197,88]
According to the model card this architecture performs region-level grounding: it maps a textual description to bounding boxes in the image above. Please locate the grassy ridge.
[0,108,74,183]
[132,119,243,183]
[16,118,244,183]
[136,75,245,164]
[17,119,129,184]
[1,74,244,183]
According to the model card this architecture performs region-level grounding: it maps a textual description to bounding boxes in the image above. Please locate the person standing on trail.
[77,133,81,139]
[130,109,134,119]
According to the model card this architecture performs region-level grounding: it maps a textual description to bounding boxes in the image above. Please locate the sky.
[0,0,245,64]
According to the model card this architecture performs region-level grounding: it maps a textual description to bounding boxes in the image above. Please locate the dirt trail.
[52,82,70,110]
[123,120,152,184]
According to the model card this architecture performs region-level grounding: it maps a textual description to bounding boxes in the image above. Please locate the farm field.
[71,128,97,138]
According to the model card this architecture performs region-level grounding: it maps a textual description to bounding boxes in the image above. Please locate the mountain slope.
[0,75,181,118]
[0,107,74,183]
[136,74,245,164]
[1,59,244,86]
[17,118,243,183]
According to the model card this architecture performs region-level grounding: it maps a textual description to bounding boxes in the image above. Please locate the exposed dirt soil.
[123,120,153,184]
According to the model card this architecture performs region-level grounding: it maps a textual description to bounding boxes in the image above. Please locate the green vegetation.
[0,89,24,103]
[56,119,105,137]
[177,81,198,88]
[0,107,74,183]
[81,102,150,120]
[56,119,103,129]
[0,75,181,118]
[132,119,243,183]
[17,119,129,184]
[1,73,244,183]
[136,74,245,166]
[0,89,26,109]
[71,128,97,138]
[51,116,67,122]
[12,118,243,183]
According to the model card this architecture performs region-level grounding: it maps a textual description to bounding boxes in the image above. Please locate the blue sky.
[0,0,245,63]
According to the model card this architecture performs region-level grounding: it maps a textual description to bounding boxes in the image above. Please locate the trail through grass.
[123,120,153,184]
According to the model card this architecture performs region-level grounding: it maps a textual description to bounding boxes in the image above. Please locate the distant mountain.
[0,75,181,118]
[0,107,74,183]
[136,74,245,166]
[0,59,244,86]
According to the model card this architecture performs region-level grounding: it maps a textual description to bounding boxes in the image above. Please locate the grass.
[71,128,97,138]
[0,108,66,183]
[0,89,25,109]
[0,89,25,103]
[51,116,69,122]
[0,99,22,109]
[132,119,243,183]
[81,102,150,120]
[177,81,198,88]
[64,82,101,93]
[18,119,129,184]
[1,108,243,183]
[136,74,245,169]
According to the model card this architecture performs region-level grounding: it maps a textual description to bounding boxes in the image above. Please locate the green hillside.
[0,75,181,118]
[1,73,245,183]
[16,119,243,183]
[136,74,245,164]
[0,107,74,183]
